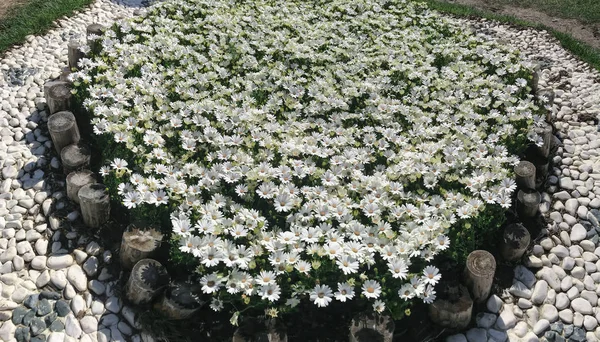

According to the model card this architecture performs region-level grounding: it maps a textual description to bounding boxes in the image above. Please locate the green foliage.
[443,204,506,265]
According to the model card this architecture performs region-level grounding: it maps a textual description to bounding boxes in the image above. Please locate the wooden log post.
[531,65,541,94]
[154,281,204,320]
[86,24,106,53]
[517,189,541,218]
[68,41,85,69]
[120,225,163,270]
[427,284,473,330]
[500,223,531,262]
[126,259,170,305]
[514,161,536,190]
[60,142,91,174]
[463,250,496,305]
[349,312,394,342]
[78,183,110,228]
[59,67,72,83]
[66,170,96,204]
[535,123,553,159]
[538,89,555,123]
[232,318,288,342]
[45,82,72,115]
[48,111,80,154]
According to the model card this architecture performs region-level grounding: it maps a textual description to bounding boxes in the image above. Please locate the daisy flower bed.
[70,0,546,330]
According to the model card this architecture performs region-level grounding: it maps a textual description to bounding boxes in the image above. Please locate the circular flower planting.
[72,0,544,322]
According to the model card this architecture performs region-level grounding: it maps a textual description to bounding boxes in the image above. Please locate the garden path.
[0,1,155,341]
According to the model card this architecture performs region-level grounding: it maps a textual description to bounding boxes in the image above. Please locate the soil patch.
[0,0,27,20]
[441,0,600,51]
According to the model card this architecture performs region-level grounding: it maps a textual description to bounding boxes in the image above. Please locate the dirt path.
[441,0,600,51]
[0,0,27,21]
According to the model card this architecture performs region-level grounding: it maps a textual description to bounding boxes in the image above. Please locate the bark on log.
[532,67,541,94]
[120,225,163,270]
[232,318,288,342]
[45,83,72,115]
[349,312,394,342]
[537,89,555,122]
[68,41,85,69]
[517,189,541,218]
[126,259,170,305]
[78,183,110,228]
[60,142,91,174]
[59,67,71,83]
[535,123,553,159]
[500,223,531,262]
[428,284,473,330]
[463,250,496,304]
[514,161,536,190]
[66,170,96,204]
[48,111,80,154]
[154,281,203,320]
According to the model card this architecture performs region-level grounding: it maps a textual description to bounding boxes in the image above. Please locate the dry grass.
[0,0,27,20]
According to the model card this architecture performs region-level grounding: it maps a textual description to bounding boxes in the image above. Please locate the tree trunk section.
[514,161,536,190]
[48,111,80,154]
[60,143,91,174]
[348,311,394,342]
[126,259,170,305]
[501,223,531,262]
[428,284,473,330]
[66,170,96,204]
[463,250,496,305]
[120,225,163,270]
[45,82,72,115]
[78,183,110,228]
[517,189,541,218]
[68,41,85,69]
[86,24,106,53]
[535,123,553,159]
[232,318,288,342]
[154,281,203,320]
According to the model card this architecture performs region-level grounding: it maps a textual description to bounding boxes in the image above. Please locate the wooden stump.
[233,318,288,342]
[532,67,541,94]
[535,123,553,159]
[463,250,496,304]
[500,223,531,262]
[45,82,72,115]
[60,142,91,174]
[86,23,106,38]
[126,259,170,305]
[428,284,473,330]
[67,41,85,69]
[154,281,203,320]
[48,111,80,154]
[120,224,163,270]
[514,161,536,190]
[537,89,555,122]
[66,170,96,204]
[349,312,394,342]
[59,67,72,83]
[78,183,110,228]
[517,189,541,218]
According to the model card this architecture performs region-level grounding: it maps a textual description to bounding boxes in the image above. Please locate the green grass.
[422,0,600,71]
[0,0,93,55]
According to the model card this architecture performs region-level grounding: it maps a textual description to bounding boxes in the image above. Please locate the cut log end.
[120,225,163,270]
[349,312,394,342]
[501,223,531,261]
[86,24,106,37]
[514,161,536,190]
[60,143,91,174]
[78,183,110,228]
[45,83,72,115]
[464,250,496,305]
[48,111,80,154]
[66,170,96,204]
[126,259,170,305]
[154,281,203,320]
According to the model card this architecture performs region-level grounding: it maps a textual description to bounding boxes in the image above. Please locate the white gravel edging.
[447,17,600,342]
[0,1,154,342]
